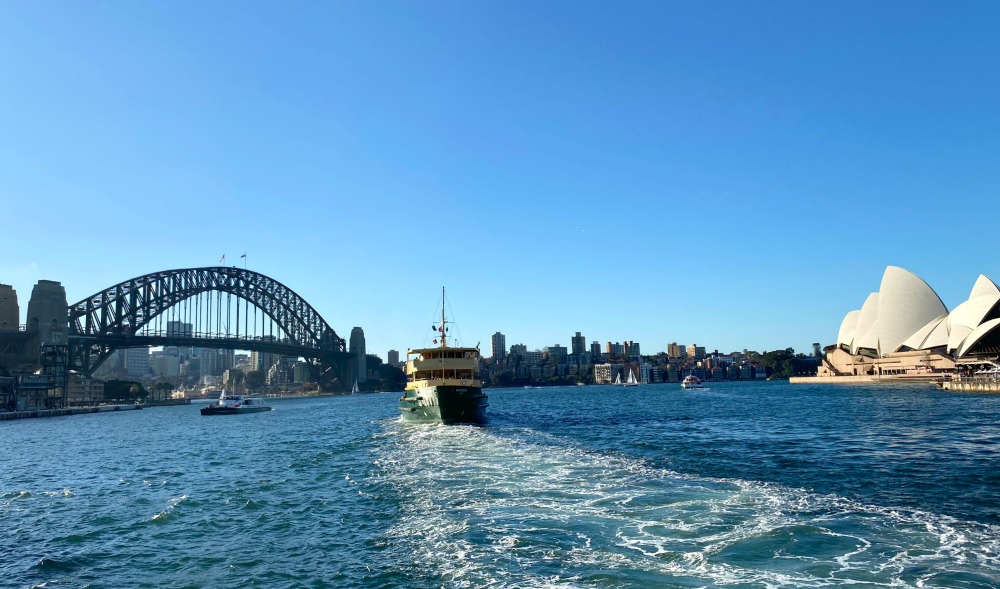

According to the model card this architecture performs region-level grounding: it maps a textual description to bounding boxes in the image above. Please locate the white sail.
[351,379,359,394]
[626,369,637,385]
[613,372,622,385]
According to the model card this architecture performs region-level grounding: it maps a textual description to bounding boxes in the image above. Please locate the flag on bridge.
[220,254,225,263]
[241,253,246,258]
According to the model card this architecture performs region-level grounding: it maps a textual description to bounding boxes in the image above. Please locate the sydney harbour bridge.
[65,266,354,390]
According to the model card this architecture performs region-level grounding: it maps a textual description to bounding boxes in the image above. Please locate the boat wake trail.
[374,424,1000,588]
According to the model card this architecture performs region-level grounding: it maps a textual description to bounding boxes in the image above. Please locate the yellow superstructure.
[405,347,480,390]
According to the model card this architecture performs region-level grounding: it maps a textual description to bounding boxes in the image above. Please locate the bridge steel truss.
[67,266,352,387]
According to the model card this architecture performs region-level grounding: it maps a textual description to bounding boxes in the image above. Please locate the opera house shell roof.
[836,266,1000,358]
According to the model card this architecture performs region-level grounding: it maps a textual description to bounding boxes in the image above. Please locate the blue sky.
[2,1,998,359]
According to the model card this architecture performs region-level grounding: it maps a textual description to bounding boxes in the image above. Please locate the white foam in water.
[376,423,1000,588]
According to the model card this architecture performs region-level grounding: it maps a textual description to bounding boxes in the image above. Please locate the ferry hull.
[399,385,488,424]
[200,406,271,416]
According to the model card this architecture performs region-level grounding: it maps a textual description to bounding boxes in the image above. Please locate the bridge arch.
[67,266,351,387]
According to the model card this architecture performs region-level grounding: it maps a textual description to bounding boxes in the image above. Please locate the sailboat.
[613,372,623,385]
[624,368,639,387]
[351,379,359,395]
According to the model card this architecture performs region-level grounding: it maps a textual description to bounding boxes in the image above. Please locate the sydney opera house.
[818,266,1000,379]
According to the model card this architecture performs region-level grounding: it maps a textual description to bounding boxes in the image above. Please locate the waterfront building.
[523,350,543,366]
[0,284,18,331]
[491,332,506,362]
[593,363,613,384]
[26,280,67,347]
[639,362,652,384]
[67,376,104,406]
[571,332,586,356]
[349,327,367,382]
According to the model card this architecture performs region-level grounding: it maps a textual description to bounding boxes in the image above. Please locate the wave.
[374,423,1000,588]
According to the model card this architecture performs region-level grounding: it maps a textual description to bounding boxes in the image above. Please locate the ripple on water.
[374,419,1000,588]
[2,388,999,588]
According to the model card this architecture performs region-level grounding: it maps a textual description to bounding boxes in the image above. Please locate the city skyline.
[3,3,999,361]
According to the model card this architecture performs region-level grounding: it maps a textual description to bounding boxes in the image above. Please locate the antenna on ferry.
[440,286,447,348]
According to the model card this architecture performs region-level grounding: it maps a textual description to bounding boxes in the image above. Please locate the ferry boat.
[681,375,704,389]
[399,288,488,424]
[200,390,272,415]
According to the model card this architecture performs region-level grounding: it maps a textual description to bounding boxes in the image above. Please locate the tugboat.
[399,288,488,424]
[200,390,272,415]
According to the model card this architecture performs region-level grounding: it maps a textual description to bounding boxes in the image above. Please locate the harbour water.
[2,382,999,588]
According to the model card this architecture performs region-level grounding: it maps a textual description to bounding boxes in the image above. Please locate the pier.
[937,375,1000,393]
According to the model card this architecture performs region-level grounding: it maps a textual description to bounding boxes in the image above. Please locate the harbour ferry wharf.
[937,372,1000,393]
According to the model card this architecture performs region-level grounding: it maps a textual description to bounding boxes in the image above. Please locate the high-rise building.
[544,344,568,365]
[200,348,233,376]
[350,327,367,382]
[590,341,602,358]
[26,280,67,346]
[491,332,506,362]
[0,284,18,331]
[125,348,150,378]
[687,344,706,361]
[388,349,400,366]
[667,342,683,359]
[571,332,586,356]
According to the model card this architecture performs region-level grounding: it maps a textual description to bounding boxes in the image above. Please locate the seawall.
[790,375,944,385]
[0,404,143,421]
